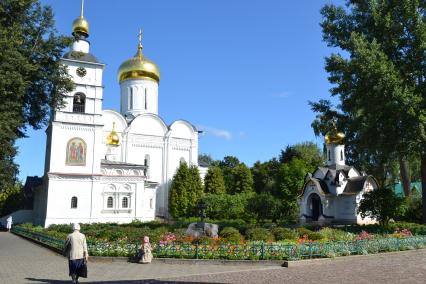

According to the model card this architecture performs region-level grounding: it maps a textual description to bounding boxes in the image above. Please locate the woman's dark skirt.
[68,258,85,276]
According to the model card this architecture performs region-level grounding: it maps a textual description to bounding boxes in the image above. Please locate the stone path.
[1,231,426,283]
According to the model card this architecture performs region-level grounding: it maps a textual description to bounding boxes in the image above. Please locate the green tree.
[202,192,253,220]
[198,153,216,167]
[276,158,310,220]
[310,1,425,211]
[187,165,204,216]
[279,142,325,171]
[358,186,405,227]
[0,183,25,216]
[247,192,282,223]
[0,0,74,191]
[204,166,226,194]
[228,164,254,194]
[251,158,281,195]
[169,162,190,218]
[218,156,241,191]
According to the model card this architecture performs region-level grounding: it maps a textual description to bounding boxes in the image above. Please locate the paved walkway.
[1,231,426,283]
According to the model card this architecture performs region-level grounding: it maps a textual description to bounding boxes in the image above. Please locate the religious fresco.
[66,138,87,166]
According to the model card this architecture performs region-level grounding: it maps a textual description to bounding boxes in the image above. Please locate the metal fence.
[12,226,426,260]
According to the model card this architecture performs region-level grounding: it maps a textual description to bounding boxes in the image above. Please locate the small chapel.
[26,2,203,227]
[299,127,378,225]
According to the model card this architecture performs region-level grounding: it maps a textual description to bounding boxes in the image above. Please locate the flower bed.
[12,225,426,260]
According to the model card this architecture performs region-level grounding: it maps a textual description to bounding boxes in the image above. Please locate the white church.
[24,4,204,227]
[299,127,378,225]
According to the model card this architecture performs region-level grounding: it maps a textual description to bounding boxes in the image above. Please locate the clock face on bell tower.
[76,66,87,77]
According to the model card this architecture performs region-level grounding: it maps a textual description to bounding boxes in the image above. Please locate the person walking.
[6,216,12,232]
[141,236,153,264]
[64,223,88,284]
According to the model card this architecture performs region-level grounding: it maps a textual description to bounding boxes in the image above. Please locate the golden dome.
[325,121,345,144]
[106,122,120,145]
[72,16,89,38]
[117,31,160,83]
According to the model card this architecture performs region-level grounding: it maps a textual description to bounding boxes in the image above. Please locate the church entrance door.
[310,194,322,221]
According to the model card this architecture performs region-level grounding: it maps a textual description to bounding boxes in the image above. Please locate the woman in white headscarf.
[64,223,88,284]
[6,216,12,232]
[141,236,153,263]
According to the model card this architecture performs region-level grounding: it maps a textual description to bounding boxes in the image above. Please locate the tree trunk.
[421,152,426,224]
[399,156,411,196]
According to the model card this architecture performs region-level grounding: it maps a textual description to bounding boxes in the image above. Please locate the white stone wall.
[326,144,345,166]
[120,79,159,117]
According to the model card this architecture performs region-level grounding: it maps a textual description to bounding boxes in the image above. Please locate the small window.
[73,93,86,113]
[340,150,344,161]
[129,87,133,109]
[328,150,331,161]
[71,196,78,209]
[144,154,150,177]
[144,88,147,110]
[122,197,128,208]
[149,198,153,209]
[107,196,113,208]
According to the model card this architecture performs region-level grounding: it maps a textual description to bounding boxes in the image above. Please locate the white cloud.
[197,125,232,140]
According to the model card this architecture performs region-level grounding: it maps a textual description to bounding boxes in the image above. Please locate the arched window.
[144,154,150,177]
[149,198,153,209]
[73,93,86,113]
[340,150,344,161]
[328,150,331,161]
[71,196,78,208]
[180,157,186,165]
[107,196,113,208]
[122,197,128,208]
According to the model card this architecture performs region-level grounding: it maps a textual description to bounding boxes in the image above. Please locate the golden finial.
[72,0,89,37]
[136,29,143,59]
[106,122,120,145]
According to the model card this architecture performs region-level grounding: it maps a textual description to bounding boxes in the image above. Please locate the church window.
[328,150,331,161]
[144,88,147,110]
[144,155,150,177]
[107,196,113,208]
[149,198,153,209]
[129,87,133,109]
[122,197,128,208]
[72,93,86,113]
[340,150,344,161]
[71,196,78,208]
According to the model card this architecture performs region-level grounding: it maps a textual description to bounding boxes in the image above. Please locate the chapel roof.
[343,176,371,195]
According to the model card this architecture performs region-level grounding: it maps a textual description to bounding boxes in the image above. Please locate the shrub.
[295,227,313,238]
[219,227,243,243]
[307,231,323,241]
[271,227,298,241]
[245,228,274,242]
[203,192,253,220]
[318,227,355,241]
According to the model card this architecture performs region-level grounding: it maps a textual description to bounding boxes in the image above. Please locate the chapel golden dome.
[325,121,345,145]
[117,31,160,83]
[106,122,120,145]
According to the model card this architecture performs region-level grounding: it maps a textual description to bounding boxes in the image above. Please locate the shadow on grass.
[25,277,224,284]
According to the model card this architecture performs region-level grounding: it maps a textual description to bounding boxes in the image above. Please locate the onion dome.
[117,30,160,83]
[106,122,120,145]
[72,0,89,38]
[72,17,89,38]
[325,122,345,144]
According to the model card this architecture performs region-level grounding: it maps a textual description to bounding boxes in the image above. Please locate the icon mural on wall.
[66,138,87,166]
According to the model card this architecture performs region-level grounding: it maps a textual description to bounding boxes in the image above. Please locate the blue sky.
[16,0,345,180]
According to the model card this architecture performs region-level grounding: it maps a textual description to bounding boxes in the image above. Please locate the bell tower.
[44,0,105,175]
